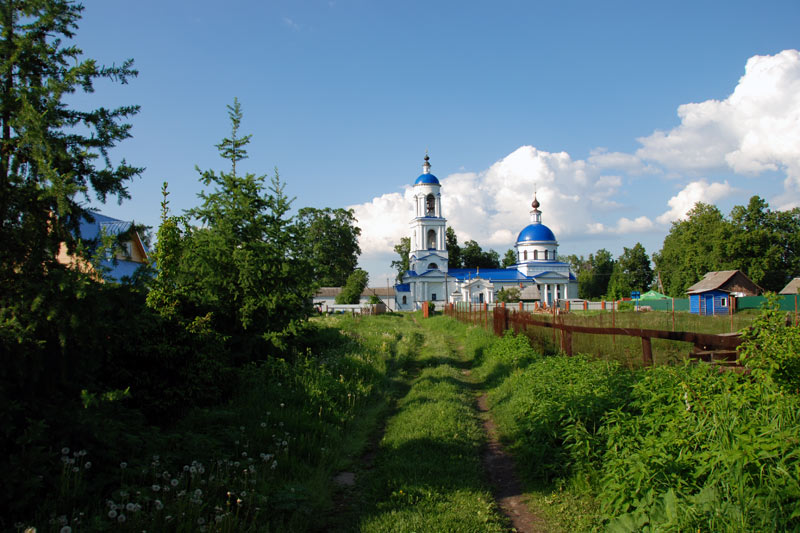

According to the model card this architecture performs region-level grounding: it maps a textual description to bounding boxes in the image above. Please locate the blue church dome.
[415,173,440,185]
[517,223,556,243]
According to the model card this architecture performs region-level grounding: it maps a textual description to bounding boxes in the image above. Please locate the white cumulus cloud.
[637,49,800,201]
[656,180,734,224]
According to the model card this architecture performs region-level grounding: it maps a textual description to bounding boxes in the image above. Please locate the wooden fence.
[443,303,743,368]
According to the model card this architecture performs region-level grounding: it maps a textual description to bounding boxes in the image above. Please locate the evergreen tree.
[157,99,313,353]
[0,0,140,281]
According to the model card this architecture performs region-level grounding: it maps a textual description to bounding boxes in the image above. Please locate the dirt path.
[477,392,548,533]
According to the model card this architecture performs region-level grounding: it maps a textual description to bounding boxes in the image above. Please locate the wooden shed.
[686,270,761,315]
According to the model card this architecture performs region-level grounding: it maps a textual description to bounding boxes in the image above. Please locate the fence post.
[601,301,606,310]
[641,336,653,366]
[584,300,587,311]
[563,330,573,356]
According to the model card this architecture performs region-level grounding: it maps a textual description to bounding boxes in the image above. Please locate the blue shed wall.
[689,290,730,315]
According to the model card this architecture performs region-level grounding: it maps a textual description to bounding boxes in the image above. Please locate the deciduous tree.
[391,236,410,282]
[296,207,361,286]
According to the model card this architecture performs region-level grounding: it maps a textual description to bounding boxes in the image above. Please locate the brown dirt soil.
[478,392,549,533]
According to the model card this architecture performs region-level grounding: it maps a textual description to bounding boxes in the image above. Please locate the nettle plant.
[739,292,800,392]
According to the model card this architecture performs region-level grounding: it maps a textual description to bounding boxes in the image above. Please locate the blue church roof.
[516,223,556,243]
[414,173,440,185]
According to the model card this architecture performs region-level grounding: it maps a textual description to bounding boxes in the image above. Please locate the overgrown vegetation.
[469,298,800,531]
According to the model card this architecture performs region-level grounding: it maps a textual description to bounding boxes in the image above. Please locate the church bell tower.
[409,153,448,273]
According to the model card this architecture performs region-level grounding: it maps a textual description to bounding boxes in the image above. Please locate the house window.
[402,296,407,305]
[720,297,728,307]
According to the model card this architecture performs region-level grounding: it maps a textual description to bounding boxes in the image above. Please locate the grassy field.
[457,308,760,367]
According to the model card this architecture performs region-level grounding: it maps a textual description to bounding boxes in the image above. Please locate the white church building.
[395,155,577,311]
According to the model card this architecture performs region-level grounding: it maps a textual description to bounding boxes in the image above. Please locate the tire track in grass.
[355,322,509,532]
[477,391,548,533]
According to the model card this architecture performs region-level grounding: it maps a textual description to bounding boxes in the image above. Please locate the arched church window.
[402,296,407,304]
[533,250,538,260]
[523,250,528,261]
[427,263,438,270]
[427,229,436,249]
[544,250,548,260]
[426,194,435,216]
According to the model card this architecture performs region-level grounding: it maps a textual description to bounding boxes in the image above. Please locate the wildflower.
[190,465,197,474]
[197,517,206,525]
[260,422,267,428]
[108,510,118,519]
[198,465,205,474]
[194,489,203,498]
[240,491,247,497]
[117,513,126,523]
[280,403,285,408]
[84,462,92,469]
[62,447,70,455]
[60,526,72,533]
[271,460,278,469]
[72,467,79,473]
[152,455,160,461]
[171,478,179,487]
[120,462,128,469]
[154,499,164,511]
[119,490,129,498]
[152,484,161,492]
[241,452,247,458]
[184,465,190,471]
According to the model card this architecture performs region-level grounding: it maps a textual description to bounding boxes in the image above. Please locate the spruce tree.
[0,0,141,281]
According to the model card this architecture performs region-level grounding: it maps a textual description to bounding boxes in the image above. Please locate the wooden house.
[686,270,761,315]
[56,211,148,282]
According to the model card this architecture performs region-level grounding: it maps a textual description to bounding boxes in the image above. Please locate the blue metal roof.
[516,223,556,243]
[99,259,147,283]
[414,173,440,185]
[446,268,531,282]
[395,283,411,292]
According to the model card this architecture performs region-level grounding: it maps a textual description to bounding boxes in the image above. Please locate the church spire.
[530,191,542,224]
[423,151,431,174]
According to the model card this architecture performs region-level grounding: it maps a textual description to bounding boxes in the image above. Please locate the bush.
[739,292,800,393]
[599,363,800,531]
[489,355,633,483]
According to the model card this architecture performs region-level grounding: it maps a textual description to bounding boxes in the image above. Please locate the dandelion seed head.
[120,462,127,469]
[171,478,179,487]
[60,526,72,533]
[72,466,79,473]
[154,499,164,510]
[62,447,70,455]
[152,484,161,492]
[84,461,92,469]
[108,510,118,519]
[117,513,126,523]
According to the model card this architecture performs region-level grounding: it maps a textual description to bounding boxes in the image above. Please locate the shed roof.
[779,278,800,295]
[519,284,541,300]
[686,270,740,294]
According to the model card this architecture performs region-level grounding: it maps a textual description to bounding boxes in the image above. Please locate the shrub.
[599,363,800,531]
[739,292,800,393]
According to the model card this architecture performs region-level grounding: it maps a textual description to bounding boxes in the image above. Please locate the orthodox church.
[394,155,577,311]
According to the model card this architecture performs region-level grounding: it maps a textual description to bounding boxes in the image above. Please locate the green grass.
[473,309,758,367]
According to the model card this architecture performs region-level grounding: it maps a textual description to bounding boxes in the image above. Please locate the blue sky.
[75,0,800,285]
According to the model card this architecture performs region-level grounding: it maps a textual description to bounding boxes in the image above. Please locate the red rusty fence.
[444,303,743,368]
